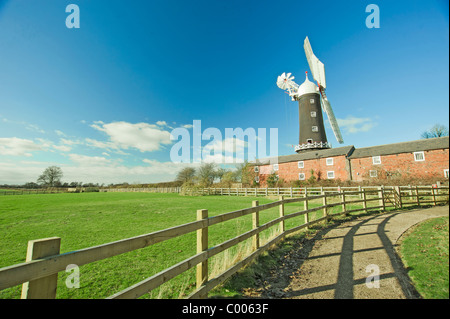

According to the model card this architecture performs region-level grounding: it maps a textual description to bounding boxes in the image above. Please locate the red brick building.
[348,137,449,182]
[252,136,449,185]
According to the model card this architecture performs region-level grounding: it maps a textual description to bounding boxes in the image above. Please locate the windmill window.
[299,173,306,180]
[372,156,381,165]
[275,175,279,181]
[312,126,318,132]
[310,98,315,104]
[298,161,304,168]
[254,166,259,173]
[273,164,279,171]
[310,111,317,117]
[370,170,378,178]
[327,171,335,179]
[326,158,333,166]
[414,152,425,162]
[255,176,260,183]
[307,139,313,144]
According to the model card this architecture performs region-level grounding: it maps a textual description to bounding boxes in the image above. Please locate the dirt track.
[243,206,449,299]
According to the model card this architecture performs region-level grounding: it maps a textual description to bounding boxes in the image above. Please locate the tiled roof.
[250,136,449,165]
[251,145,355,165]
[348,136,449,159]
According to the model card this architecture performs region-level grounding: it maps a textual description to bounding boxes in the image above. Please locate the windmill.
[277,37,344,152]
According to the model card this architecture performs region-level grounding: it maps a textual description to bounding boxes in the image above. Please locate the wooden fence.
[0,185,448,299]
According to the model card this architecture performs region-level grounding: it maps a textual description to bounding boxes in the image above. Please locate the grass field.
[399,216,449,299]
[1,192,346,299]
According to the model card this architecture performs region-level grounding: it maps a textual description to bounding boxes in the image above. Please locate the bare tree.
[176,167,197,184]
[37,166,63,187]
[234,161,256,187]
[421,124,449,139]
[196,163,217,187]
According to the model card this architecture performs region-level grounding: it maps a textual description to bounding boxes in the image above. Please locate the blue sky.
[0,0,448,184]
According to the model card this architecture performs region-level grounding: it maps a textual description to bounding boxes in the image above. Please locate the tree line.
[175,162,256,188]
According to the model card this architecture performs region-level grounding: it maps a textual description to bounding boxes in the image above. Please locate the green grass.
[399,216,449,299]
[0,192,337,299]
[0,192,376,299]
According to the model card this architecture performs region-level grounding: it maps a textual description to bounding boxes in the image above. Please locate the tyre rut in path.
[242,206,449,299]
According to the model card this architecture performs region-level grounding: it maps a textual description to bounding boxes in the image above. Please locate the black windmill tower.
[277,37,344,153]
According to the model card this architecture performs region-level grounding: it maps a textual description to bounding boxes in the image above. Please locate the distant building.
[251,136,449,185]
[348,137,449,182]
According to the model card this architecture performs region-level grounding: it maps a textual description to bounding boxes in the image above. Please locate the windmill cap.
[297,72,318,96]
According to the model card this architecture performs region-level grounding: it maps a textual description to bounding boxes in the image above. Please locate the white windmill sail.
[276,72,298,91]
[321,97,344,144]
[304,37,326,89]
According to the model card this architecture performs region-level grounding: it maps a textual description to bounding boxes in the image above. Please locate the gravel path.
[246,206,449,299]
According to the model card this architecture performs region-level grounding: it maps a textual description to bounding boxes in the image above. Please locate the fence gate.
[393,187,402,208]
[384,187,402,209]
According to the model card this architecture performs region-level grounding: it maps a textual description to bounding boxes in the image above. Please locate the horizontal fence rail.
[0,185,448,299]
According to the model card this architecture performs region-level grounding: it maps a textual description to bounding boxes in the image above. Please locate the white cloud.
[201,137,248,163]
[60,138,81,146]
[336,116,377,134]
[90,121,173,152]
[69,154,111,166]
[85,138,130,155]
[0,137,42,157]
[26,124,45,134]
[53,145,72,152]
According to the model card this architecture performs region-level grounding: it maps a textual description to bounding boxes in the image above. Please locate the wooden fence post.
[341,190,347,216]
[304,189,309,228]
[378,186,385,210]
[362,189,368,214]
[252,201,260,250]
[322,191,329,222]
[21,237,61,299]
[279,196,285,234]
[196,209,208,296]
[415,186,420,206]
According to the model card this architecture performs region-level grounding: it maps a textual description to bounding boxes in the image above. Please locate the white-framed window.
[275,175,279,181]
[298,161,304,168]
[414,151,425,162]
[312,126,318,132]
[326,158,333,166]
[299,173,306,180]
[273,164,279,171]
[255,176,260,183]
[310,111,316,118]
[372,156,381,165]
[327,171,335,179]
[370,170,378,178]
[444,169,449,179]
[310,98,315,104]
[307,139,313,144]
[254,166,259,173]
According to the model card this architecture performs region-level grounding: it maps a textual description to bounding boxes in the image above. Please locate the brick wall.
[255,148,449,186]
[350,149,449,182]
[256,155,350,186]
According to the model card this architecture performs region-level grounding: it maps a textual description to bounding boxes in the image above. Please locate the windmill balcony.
[295,141,331,152]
